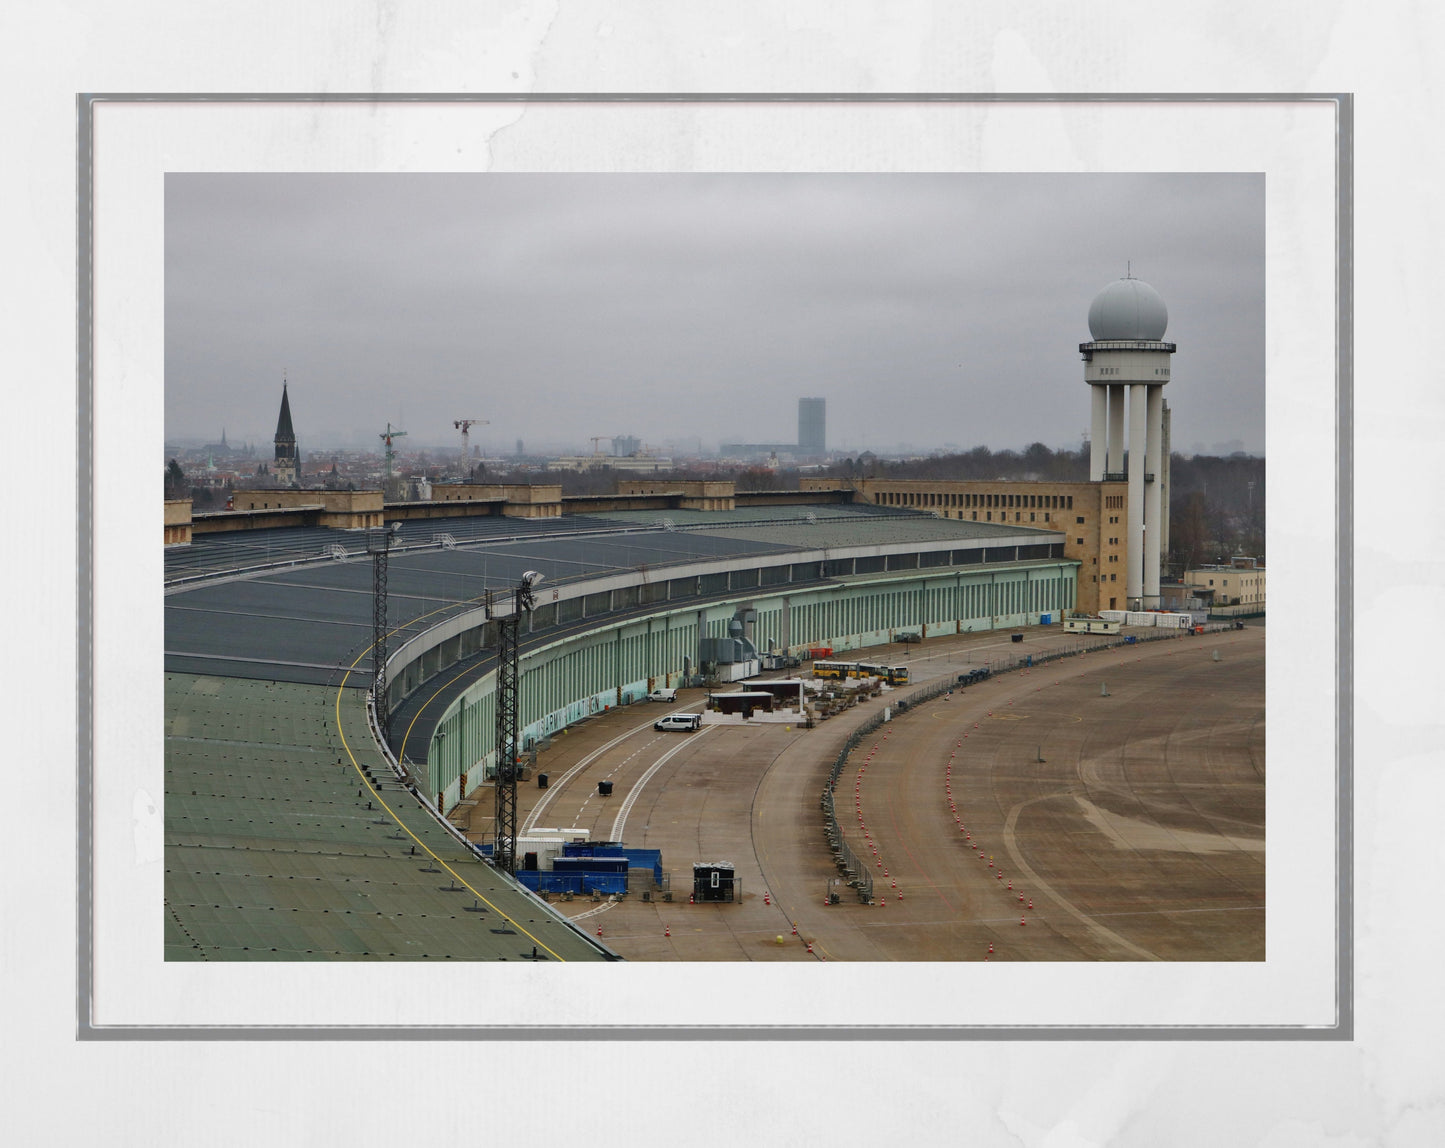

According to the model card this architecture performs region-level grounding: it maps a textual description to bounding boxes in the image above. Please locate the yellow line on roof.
[334,646,567,963]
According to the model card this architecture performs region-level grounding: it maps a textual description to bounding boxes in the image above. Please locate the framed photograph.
[82,94,1346,1036]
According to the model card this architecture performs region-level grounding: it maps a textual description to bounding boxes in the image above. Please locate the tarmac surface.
[457,624,1265,962]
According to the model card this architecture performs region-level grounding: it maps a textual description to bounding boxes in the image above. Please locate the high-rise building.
[273,380,298,486]
[798,397,826,457]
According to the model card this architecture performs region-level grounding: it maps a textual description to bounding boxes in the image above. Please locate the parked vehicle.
[646,688,678,702]
[896,632,922,643]
[654,713,702,731]
[858,662,910,685]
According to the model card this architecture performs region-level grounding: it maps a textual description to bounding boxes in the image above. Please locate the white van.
[654,713,702,731]
[646,688,678,702]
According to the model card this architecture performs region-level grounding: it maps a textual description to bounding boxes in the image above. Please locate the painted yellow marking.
[334,649,567,962]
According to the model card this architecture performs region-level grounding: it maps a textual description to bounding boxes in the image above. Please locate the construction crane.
[378,422,408,478]
[454,418,489,472]
[589,435,614,457]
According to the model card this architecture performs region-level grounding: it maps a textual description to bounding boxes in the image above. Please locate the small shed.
[693,861,737,903]
[708,690,775,716]
[738,678,806,709]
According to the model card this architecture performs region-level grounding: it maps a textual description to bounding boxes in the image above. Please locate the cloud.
[166,173,1263,456]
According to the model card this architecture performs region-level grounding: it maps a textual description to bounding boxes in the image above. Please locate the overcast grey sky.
[165,173,1264,458]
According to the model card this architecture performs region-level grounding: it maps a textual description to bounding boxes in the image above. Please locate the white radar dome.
[1087,276,1169,341]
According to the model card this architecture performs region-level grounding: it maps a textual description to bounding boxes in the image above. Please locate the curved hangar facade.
[402,509,1078,812]
[166,503,1079,818]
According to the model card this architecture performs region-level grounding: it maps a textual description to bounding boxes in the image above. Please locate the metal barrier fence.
[817,624,1231,902]
[515,871,628,896]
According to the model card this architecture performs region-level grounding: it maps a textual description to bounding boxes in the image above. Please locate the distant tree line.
[1166,453,1265,571]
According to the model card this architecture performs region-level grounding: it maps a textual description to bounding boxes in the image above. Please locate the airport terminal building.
[167,495,1078,816]
[160,275,1201,962]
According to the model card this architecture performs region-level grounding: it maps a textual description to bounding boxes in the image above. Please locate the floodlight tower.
[368,521,403,738]
[1081,274,1175,608]
[493,570,543,874]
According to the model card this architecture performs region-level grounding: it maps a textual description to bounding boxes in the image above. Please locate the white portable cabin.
[1064,614,1121,634]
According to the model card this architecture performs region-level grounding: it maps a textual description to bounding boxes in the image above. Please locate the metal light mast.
[493,570,543,874]
[368,522,403,739]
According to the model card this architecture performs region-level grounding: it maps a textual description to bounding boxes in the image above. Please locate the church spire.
[275,378,296,444]
[273,377,298,485]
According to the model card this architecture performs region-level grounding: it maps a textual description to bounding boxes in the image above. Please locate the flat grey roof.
[164,673,613,962]
[166,503,1057,687]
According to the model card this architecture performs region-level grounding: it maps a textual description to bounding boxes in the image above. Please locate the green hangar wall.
[409,556,1077,812]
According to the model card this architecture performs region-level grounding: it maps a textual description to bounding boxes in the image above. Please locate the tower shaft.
[1082,341,1174,609]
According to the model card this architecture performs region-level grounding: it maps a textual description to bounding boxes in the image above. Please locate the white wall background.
[9,3,1440,1145]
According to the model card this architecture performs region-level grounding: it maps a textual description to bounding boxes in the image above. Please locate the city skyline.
[166,173,1265,458]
